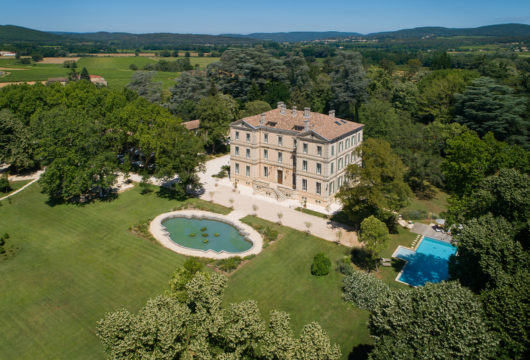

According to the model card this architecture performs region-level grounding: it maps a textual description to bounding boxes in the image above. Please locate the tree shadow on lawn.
[348,344,374,360]
[351,247,377,271]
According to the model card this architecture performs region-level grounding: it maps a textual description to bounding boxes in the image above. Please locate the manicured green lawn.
[401,188,449,222]
[0,184,369,359]
[224,216,371,358]
[0,184,190,359]
[0,179,32,196]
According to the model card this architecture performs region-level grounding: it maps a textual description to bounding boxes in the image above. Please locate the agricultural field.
[0,183,417,359]
[0,56,220,90]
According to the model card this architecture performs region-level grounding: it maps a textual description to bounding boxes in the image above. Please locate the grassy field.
[224,216,371,357]
[1,179,32,197]
[0,56,220,90]
[400,188,449,222]
[0,183,392,359]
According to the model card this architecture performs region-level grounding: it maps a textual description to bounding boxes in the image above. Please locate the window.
[358,133,361,143]
[264,133,268,143]
[351,151,355,162]
[264,167,268,177]
[235,131,239,140]
[346,138,350,148]
[352,135,356,146]
[246,165,250,176]
[338,176,343,187]
[278,136,283,146]
[338,158,343,170]
[302,179,307,191]
[329,181,335,195]
[302,160,308,171]
[303,143,308,153]
[316,182,321,195]
[330,162,334,174]
[331,145,335,156]
[246,133,250,143]
[345,154,349,165]
[316,163,322,175]
[264,149,268,159]
[235,146,239,156]
[317,146,322,156]
[235,163,239,174]
[339,141,343,152]
[278,152,282,163]
[246,148,250,158]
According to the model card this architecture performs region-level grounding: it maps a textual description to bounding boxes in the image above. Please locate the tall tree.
[330,51,369,120]
[127,71,162,103]
[369,282,498,360]
[196,93,239,153]
[442,131,530,198]
[338,138,412,230]
[80,67,90,81]
[0,109,35,171]
[359,215,390,265]
[449,214,526,292]
[454,77,528,147]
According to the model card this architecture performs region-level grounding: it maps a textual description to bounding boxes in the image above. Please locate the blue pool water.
[393,237,457,287]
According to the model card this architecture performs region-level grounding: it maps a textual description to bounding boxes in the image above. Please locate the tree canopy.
[368,282,497,360]
[97,269,341,359]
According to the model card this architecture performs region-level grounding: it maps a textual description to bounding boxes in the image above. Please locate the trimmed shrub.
[336,257,354,275]
[218,257,242,272]
[343,270,390,311]
[311,253,331,276]
[263,227,278,242]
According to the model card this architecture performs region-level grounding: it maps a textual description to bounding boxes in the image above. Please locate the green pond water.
[162,217,252,253]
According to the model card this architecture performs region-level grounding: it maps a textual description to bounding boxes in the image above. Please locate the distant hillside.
[367,23,530,39]
[224,24,530,42]
[61,31,258,46]
[223,31,362,42]
[0,25,65,43]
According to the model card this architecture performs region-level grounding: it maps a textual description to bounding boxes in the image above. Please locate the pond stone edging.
[149,210,263,259]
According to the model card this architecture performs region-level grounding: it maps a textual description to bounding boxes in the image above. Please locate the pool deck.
[149,210,263,259]
[411,222,452,243]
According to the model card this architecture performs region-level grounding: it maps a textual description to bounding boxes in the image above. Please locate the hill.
[222,31,362,42]
[0,25,65,43]
[225,24,530,42]
[62,31,258,46]
[367,23,530,39]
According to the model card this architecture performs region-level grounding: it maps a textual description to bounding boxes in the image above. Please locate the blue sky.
[1,0,529,34]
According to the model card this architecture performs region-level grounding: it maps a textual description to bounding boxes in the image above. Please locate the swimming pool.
[392,237,457,287]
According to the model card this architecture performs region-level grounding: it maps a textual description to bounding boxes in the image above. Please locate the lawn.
[224,216,371,358]
[1,179,32,197]
[0,184,369,359]
[400,188,449,223]
[0,56,220,90]
[0,185,191,359]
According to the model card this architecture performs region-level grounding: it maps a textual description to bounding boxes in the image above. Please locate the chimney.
[259,113,266,126]
[304,107,310,118]
[292,106,297,117]
[329,110,335,118]
[279,102,286,115]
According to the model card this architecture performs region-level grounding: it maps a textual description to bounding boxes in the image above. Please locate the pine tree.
[80,67,90,81]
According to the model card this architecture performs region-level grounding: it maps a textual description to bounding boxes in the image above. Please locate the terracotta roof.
[182,119,200,130]
[240,108,363,141]
[89,75,103,79]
